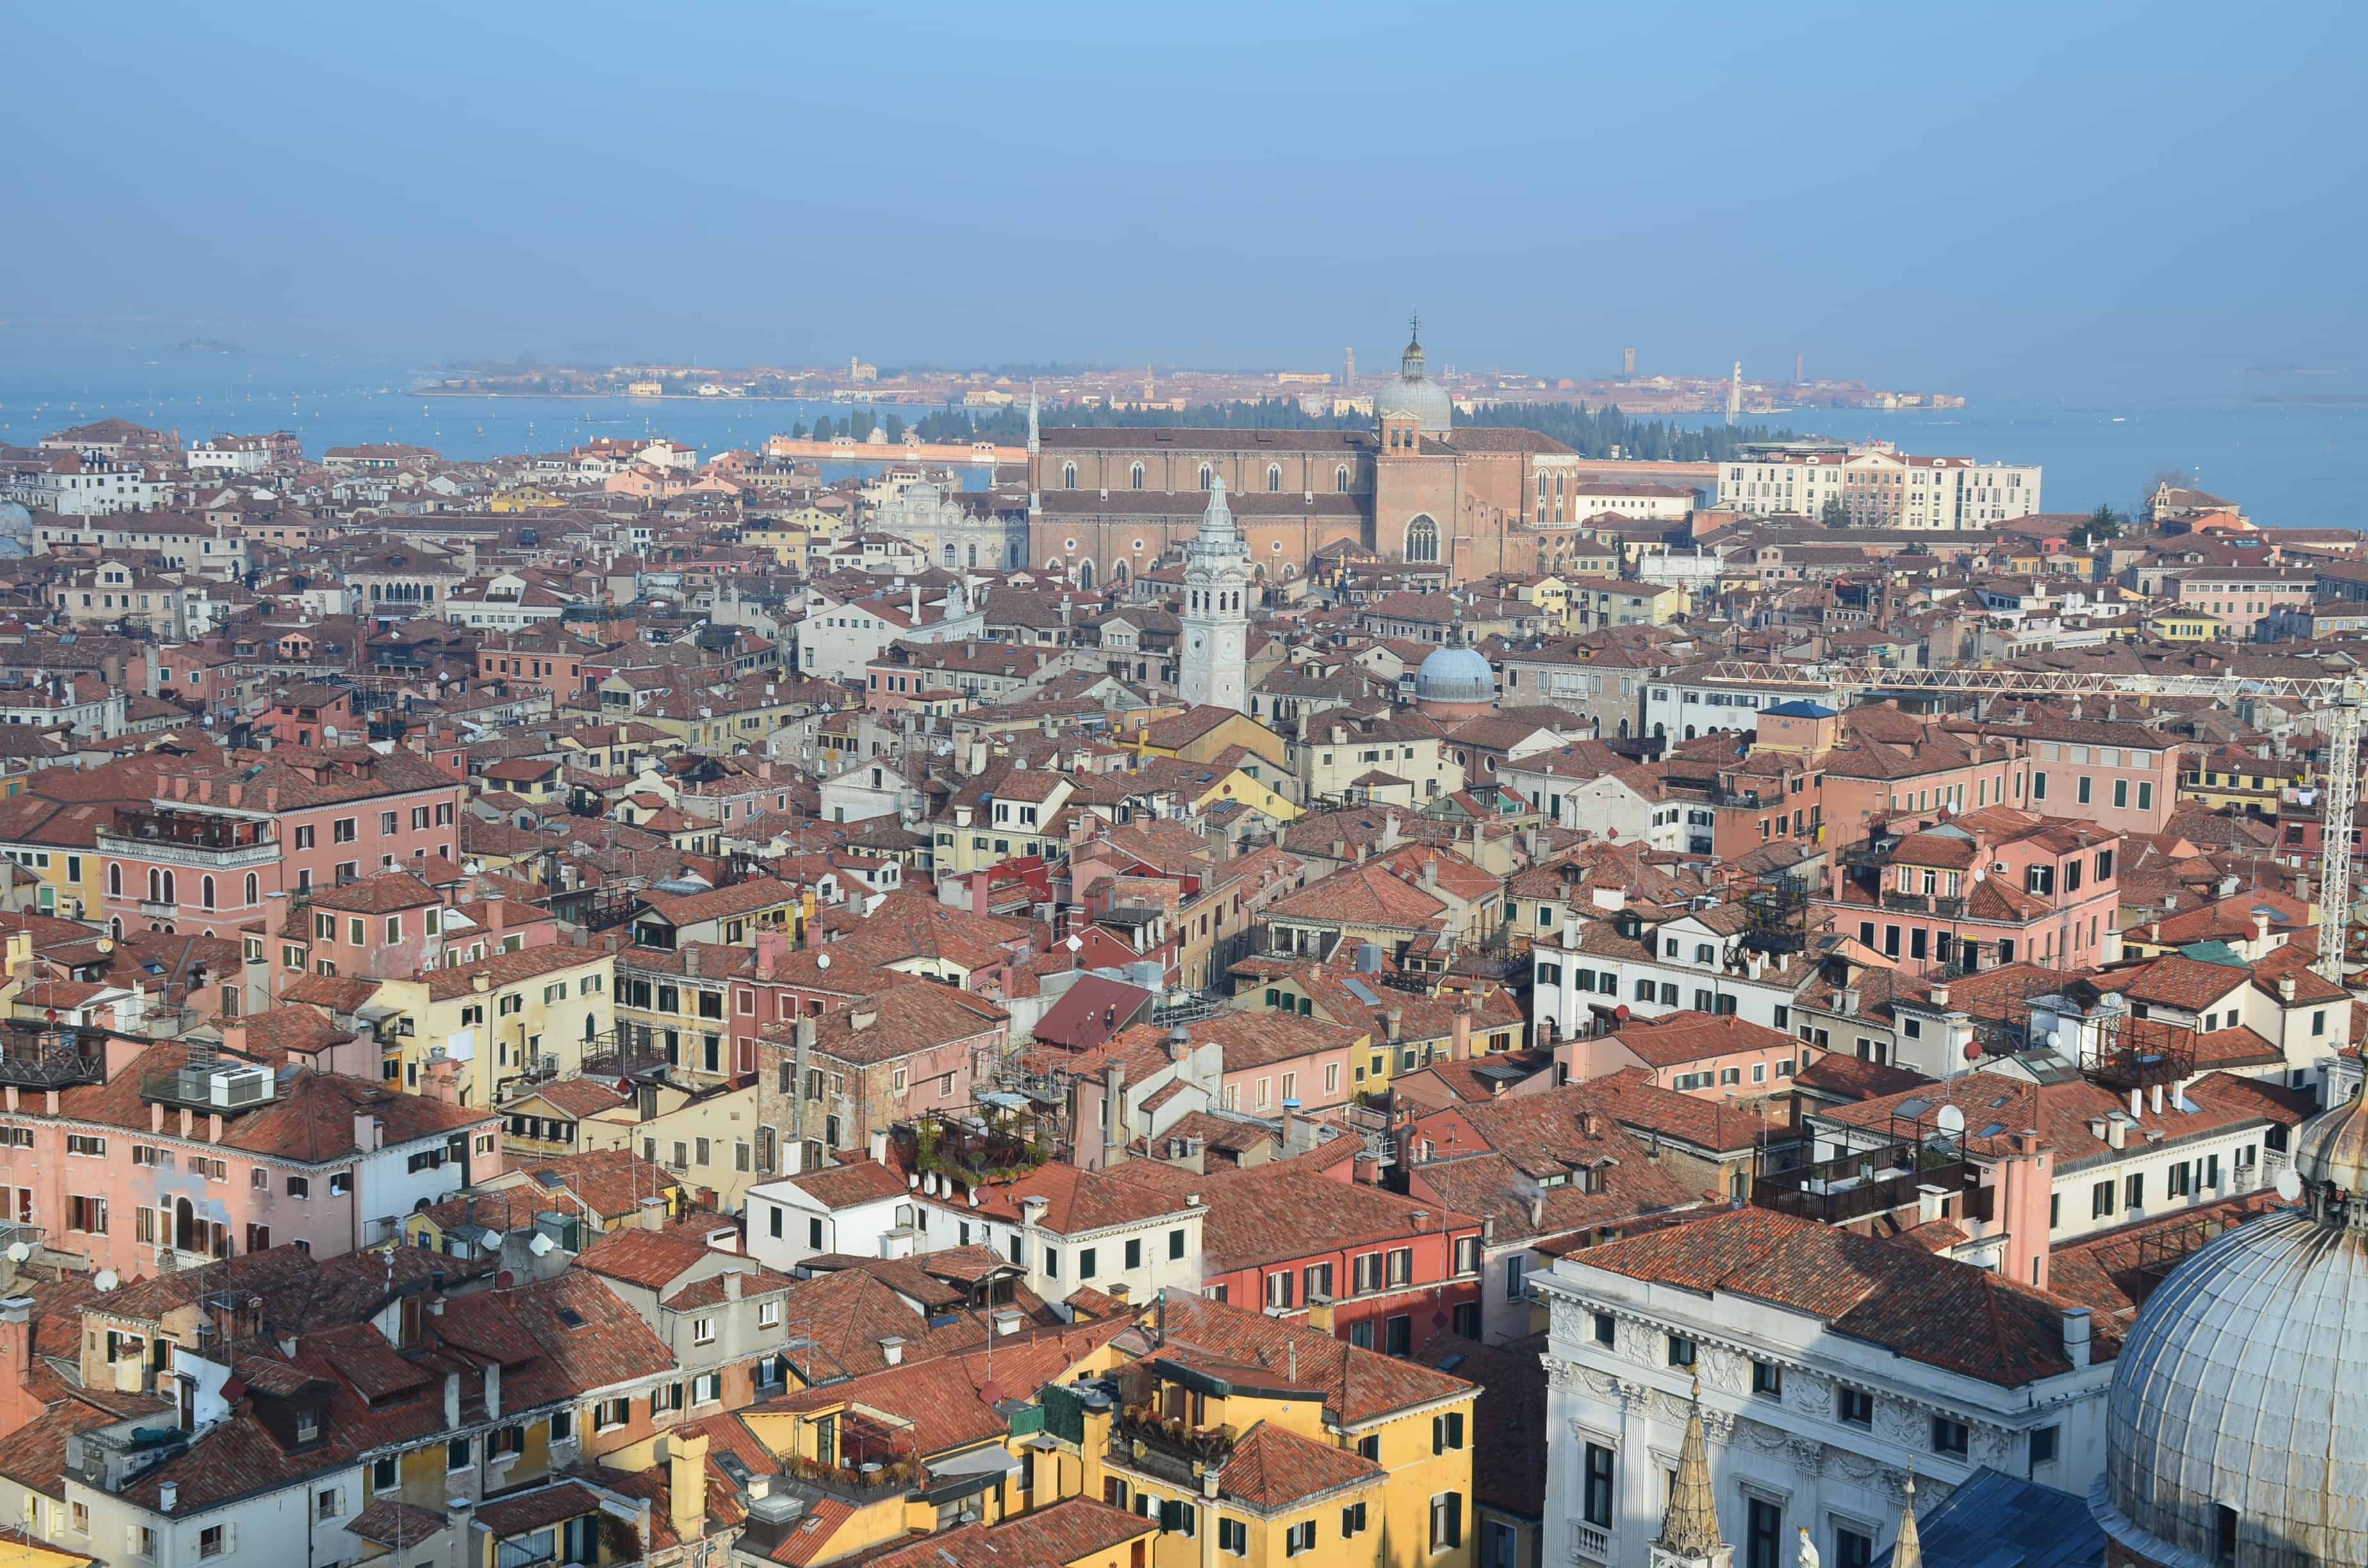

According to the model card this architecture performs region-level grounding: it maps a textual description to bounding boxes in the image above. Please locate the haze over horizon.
[3,0,2362,405]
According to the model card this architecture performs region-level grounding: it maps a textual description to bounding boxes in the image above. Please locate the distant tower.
[1143,365,1155,404]
[1726,362,1743,425]
[1650,1380,1734,1568]
[849,354,859,381]
[1180,477,1250,713]
[1795,350,1804,385]
[1623,346,1636,378]
[1026,384,1040,518]
[1344,346,1356,388]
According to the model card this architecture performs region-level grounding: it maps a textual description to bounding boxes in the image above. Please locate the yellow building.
[0,794,108,920]
[628,380,665,396]
[488,484,570,512]
[2147,607,2223,641]
[1559,578,1682,631]
[1135,707,1292,775]
[375,945,617,1108]
[1083,1292,1477,1568]
[2179,747,2301,817]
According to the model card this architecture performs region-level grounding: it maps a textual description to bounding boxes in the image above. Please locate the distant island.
[169,338,245,354]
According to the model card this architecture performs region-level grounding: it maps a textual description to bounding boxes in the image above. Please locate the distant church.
[1025,320,1584,591]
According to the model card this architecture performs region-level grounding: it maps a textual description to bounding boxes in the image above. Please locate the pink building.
[98,747,466,941]
[1819,805,2124,976]
[1559,1010,1818,1102]
[0,1029,498,1273]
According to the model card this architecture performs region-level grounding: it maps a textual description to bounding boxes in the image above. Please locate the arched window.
[1404,515,1439,563]
[109,863,122,897]
[1266,464,1281,493]
[245,872,259,905]
[1130,462,1145,489]
[1077,560,1094,590]
[1062,462,1077,489]
[1113,562,1130,586]
[1198,464,1213,491]
[1335,464,1351,493]
[146,868,160,902]
[201,876,216,910]
[161,870,176,906]
[943,544,958,566]
[966,543,978,568]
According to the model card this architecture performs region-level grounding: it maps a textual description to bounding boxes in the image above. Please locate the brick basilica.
[1024,325,1587,590]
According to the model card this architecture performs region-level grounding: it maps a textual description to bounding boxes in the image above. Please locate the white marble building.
[1534,1207,2110,1568]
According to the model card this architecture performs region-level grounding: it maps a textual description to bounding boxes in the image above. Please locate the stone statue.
[1796,1525,1820,1568]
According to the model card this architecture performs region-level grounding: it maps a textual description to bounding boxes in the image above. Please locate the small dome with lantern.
[1373,316,1452,436]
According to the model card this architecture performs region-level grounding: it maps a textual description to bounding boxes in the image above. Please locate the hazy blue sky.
[3,0,2362,401]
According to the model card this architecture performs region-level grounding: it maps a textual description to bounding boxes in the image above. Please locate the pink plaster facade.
[97,756,466,941]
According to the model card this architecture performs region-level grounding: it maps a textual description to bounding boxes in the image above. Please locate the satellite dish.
[1064,935,1082,952]
[816,952,831,970]
[1936,1104,1966,1136]
[93,1270,117,1292]
[4,1243,28,1263]
[2276,1169,2304,1204]
[527,1232,555,1257]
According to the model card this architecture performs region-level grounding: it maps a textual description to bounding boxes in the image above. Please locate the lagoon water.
[1,352,2355,528]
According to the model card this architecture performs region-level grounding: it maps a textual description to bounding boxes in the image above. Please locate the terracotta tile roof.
[780,1159,912,1210]
[1814,1068,2312,1170]
[52,1044,491,1162]
[1566,1206,2111,1385]
[1607,1011,1800,1070]
[862,1498,1153,1568]
[494,1148,679,1221]
[768,981,1008,1069]
[1266,861,1449,928]
[638,875,797,926]
[303,869,440,914]
[578,1226,719,1291]
[1199,1164,1475,1272]
[2043,1193,2287,1325]
[475,1480,604,1537]
[348,1498,452,1548]
[1151,1289,1472,1426]
[511,1075,634,1118]
[1164,1009,1365,1075]
[958,1159,1201,1236]
[2112,953,2251,1010]
[1213,1418,1382,1510]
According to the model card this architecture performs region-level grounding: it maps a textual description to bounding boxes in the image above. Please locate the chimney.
[684,947,701,977]
[444,1371,462,1430]
[867,1128,889,1165]
[483,1362,502,1421]
[664,1432,709,1545]
[2107,1116,2128,1150]
[1451,1005,1472,1061]
[1410,1209,1431,1232]
[1929,984,1950,1009]
[1386,1008,1403,1043]
[1915,1185,1945,1225]
[2254,911,2272,948]
[639,1196,668,1231]
[879,1336,905,1366]
[2062,1307,2093,1370]
[2151,1083,2166,1116]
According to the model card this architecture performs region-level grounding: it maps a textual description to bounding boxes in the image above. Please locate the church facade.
[1024,327,1602,590]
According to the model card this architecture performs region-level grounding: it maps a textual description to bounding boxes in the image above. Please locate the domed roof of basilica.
[2093,1091,2368,1566]
[1414,644,1493,705]
[1374,320,1452,436]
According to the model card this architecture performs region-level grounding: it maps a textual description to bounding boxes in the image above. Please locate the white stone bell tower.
[1180,477,1250,712]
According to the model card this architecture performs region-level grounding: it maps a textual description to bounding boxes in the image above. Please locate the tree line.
[911,398,1795,460]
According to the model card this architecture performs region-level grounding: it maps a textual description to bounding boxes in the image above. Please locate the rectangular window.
[1838,1387,1873,1426]
[1752,1358,1782,1398]
[1429,1492,1463,1553]
[1342,1502,1368,1539]
[1584,1442,1615,1527]
[1667,1334,1697,1368]
[1932,1417,1969,1456]
[1219,1518,1248,1556]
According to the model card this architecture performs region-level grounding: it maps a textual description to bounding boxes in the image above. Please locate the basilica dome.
[1374,327,1452,436]
[2091,1093,2368,1566]
[1414,645,1493,706]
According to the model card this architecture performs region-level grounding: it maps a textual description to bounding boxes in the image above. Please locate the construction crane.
[1700,660,2366,983]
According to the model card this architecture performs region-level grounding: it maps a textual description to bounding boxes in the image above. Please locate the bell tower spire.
[1650,1379,1732,1568]
[1179,476,1249,713]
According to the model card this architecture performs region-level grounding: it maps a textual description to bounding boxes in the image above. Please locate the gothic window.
[1062,462,1077,489]
[966,544,978,568]
[1077,560,1094,590]
[1267,464,1281,493]
[1336,464,1351,492]
[943,545,958,566]
[110,863,122,897]
[1130,462,1145,489]
[245,872,259,905]
[1198,464,1213,491]
[202,876,216,911]
[1405,515,1439,563]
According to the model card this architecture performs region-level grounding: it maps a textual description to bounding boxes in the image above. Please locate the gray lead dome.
[1374,332,1452,436]
[1414,646,1493,705]
[2093,1097,2368,1566]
